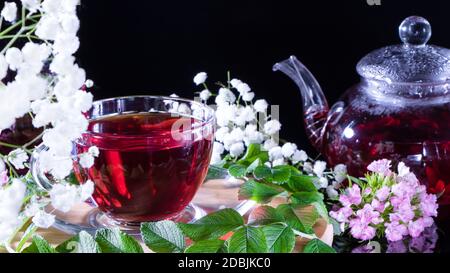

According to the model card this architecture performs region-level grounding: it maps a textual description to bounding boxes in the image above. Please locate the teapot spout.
[273,56,329,151]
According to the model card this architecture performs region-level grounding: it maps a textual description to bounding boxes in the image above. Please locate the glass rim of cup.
[81,95,216,140]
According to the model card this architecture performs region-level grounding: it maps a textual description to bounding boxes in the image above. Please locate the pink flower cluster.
[330,159,439,242]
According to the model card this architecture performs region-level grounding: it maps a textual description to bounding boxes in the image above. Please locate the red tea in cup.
[74,97,214,224]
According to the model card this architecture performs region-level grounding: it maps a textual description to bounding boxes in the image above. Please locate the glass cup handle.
[30,143,56,191]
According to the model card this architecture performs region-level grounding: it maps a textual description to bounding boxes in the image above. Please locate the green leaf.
[262,224,295,253]
[237,144,269,166]
[312,201,329,221]
[271,165,292,183]
[95,228,143,253]
[141,221,185,253]
[253,165,272,180]
[185,239,225,253]
[291,192,324,206]
[178,209,244,241]
[276,204,313,234]
[303,239,336,253]
[228,164,247,178]
[289,204,321,230]
[56,231,100,253]
[22,235,56,253]
[246,158,261,173]
[227,226,267,253]
[238,179,284,203]
[248,206,284,226]
[206,165,229,180]
[287,174,318,192]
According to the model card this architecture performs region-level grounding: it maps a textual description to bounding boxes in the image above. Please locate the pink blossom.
[422,217,434,228]
[396,172,420,187]
[375,186,390,202]
[396,201,415,223]
[392,182,416,200]
[0,170,8,185]
[363,187,372,196]
[349,221,376,241]
[408,219,426,238]
[420,194,438,217]
[367,159,392,177]
[329,206,353,223]
[385,221,408,242]
[339,184,362,206]
[356,204,383,225]
[371,198,385,212]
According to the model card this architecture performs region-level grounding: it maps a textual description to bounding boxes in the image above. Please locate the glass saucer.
[48,178,255,236]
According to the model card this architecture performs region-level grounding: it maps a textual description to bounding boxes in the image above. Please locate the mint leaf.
[262,224,295,253]
[141,221,185,253]
[227,226,267,253]
[185,239,225,253]
[287,174,317,192]
[291,192,324,206]
[206,165,229,180]
[95,228,143,253]
[228,164,247,178]
[253,165,272,180]
[271,165,291,183]
[276,204,313,234]
[238,180,283,203]
[56,231,100,253]
[303,239,336,253]
[248,206,284,226]
[312,201,329,221]
[246,158,261,173]
[288,204,321,230]
[237,144,269,166]
[178,209,244,241]
[22,235,56,253]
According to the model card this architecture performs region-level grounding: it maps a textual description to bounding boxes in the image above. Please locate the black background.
[77,0,449,154]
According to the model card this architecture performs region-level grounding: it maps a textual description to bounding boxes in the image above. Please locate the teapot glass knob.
[399,16,431,46]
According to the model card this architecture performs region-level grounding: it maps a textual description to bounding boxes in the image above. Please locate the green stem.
[23,131,44,149]
[0,34,39,40]
[0,14,40,37]
[0,141,22,149]
[16,224,37,253]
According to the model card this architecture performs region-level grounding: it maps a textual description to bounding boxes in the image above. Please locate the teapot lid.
[357,16,450,84]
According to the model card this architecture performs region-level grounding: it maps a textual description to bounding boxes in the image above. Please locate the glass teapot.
[274,16,450,211]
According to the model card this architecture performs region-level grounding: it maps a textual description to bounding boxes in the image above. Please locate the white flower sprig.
[192,72,346,195]
[0,0,96,249]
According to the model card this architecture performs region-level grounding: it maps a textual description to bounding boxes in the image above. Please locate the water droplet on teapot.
[399,16,431,46]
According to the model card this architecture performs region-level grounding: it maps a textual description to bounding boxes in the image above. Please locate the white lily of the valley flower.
[397,162,410,177]
[254,99,268,112]
[193,72,207,85]
[313,161,327,177]
[49,183,79,213]
[264,120,281,135]
[32,210,55,228]
[80,180,94,201]
[1,2,18,22]
[333,164,348,183]
[199,89,211,101]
